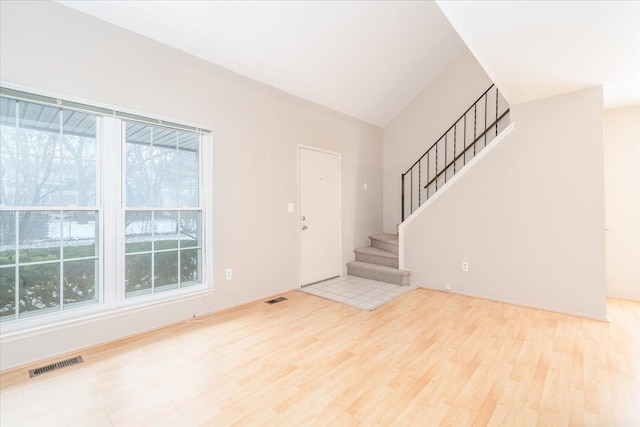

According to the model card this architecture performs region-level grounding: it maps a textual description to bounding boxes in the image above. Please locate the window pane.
[154,211,178,250]
[62,211,98,259]
[177,132,199,151]
[0,97,16,126]
[59,109,97,206]
[154,251,178,291]
[0,267,16,320]
[63,259,97,306]
[0,98,97,207]
[180,249,200,285]
[179,211,200,248]
[152,135,178,208]
[19,101,60,134]
[152,127,178,149]
[7,127,59,206]
[125,121,151,143]
[2,91,210,326]
[177,143,198,207]
[0,211,16,265]
[0,120,18,206]
[60,128,97,206]
[19,263,60,316]
[125,253,152,297]
[18,211,60,262]
[125,121,199,208]
[62,109,96,138]
[125,140,153,207]
[125,211,152,253]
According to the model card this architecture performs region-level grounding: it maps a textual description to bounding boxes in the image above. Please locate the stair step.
[370,233,399,255]
[354,246,398,268]
[346,261,410,286]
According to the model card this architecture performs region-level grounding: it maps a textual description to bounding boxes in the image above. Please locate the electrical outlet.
[462,261,469,272]
[226,268,232,280]
[444,283,451,291]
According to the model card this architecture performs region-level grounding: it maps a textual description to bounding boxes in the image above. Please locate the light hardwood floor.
[1,289,639,426]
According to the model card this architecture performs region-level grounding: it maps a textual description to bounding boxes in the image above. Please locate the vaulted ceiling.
[437,0,640,110]
[57,1,466,127]
[58,1,640,127]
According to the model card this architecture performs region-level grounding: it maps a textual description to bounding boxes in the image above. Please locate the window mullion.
[13,100,20,321]
[202,134,212,287]
[177,210,181,288]
[150,127,155,294]
[58,110,64,311]
[101,116,122,309]
[59,209,64,311]
[151,210,155,294]
[14,212,19,320]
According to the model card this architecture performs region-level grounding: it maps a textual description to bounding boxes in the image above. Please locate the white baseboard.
[419,285,610,322]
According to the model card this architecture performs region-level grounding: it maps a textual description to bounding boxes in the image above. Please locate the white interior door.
[299,147,341,286]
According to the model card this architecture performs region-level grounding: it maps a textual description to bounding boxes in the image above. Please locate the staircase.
[401,83,510,220]
[346,233,410,286]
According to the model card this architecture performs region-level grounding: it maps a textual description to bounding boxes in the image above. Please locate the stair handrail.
[401,84,510,221]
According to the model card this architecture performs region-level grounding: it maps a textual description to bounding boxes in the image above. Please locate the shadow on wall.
[350,125,384,260]
[604,105,640,301]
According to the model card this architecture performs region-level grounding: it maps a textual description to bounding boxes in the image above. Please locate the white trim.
[0,286,299,373]
[103,116,121,312]
[0,303,111,336]
[606,294,640,303]
[297,146,301,287]
[297,145,343,287]
[297,144,342,157]
[0,287,215,343]
[0,81,212,133]
[0,89,214,335]
[118,282,210,308]
[422,286,610,322]
[201,133,215,291]
[117,123,209,306]
[0,101,103,328]
[0,206,100,211]
[399,122,516,270]
[122,207,202,212]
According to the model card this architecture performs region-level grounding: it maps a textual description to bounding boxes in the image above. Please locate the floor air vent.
[265,297,287,305]
[29,356,84,378]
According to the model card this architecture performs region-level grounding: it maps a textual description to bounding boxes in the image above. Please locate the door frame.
[297,144,342,288]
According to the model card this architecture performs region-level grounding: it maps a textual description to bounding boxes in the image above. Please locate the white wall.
[0,1,383,370]
[383,49,492,232]
[605,106,640,300]
[401,87,607,320]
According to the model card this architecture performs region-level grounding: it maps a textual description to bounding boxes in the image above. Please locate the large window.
[123,122,202,298]
[0,98,99,321]
[0,88,210,330]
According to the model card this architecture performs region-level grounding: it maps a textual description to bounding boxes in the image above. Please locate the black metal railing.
[401,84,510,221]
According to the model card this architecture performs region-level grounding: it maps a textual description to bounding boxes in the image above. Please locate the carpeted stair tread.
[370,233,399,255]
[370,233,399,245]
[354,245,398,268]
[354,246,397,259]
[346,261,410,286]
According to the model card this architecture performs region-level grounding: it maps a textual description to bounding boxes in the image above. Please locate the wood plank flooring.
[1,289,639,426]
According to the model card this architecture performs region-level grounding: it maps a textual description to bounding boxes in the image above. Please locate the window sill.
[0,286,215,341]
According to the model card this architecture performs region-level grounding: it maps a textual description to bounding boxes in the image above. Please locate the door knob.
[302,225,308,230]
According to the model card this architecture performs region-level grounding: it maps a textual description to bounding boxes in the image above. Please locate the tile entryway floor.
[299,275,416,311]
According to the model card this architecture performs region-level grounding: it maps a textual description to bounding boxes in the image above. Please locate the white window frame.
[112,118,210,307]
[0,84,214,336]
